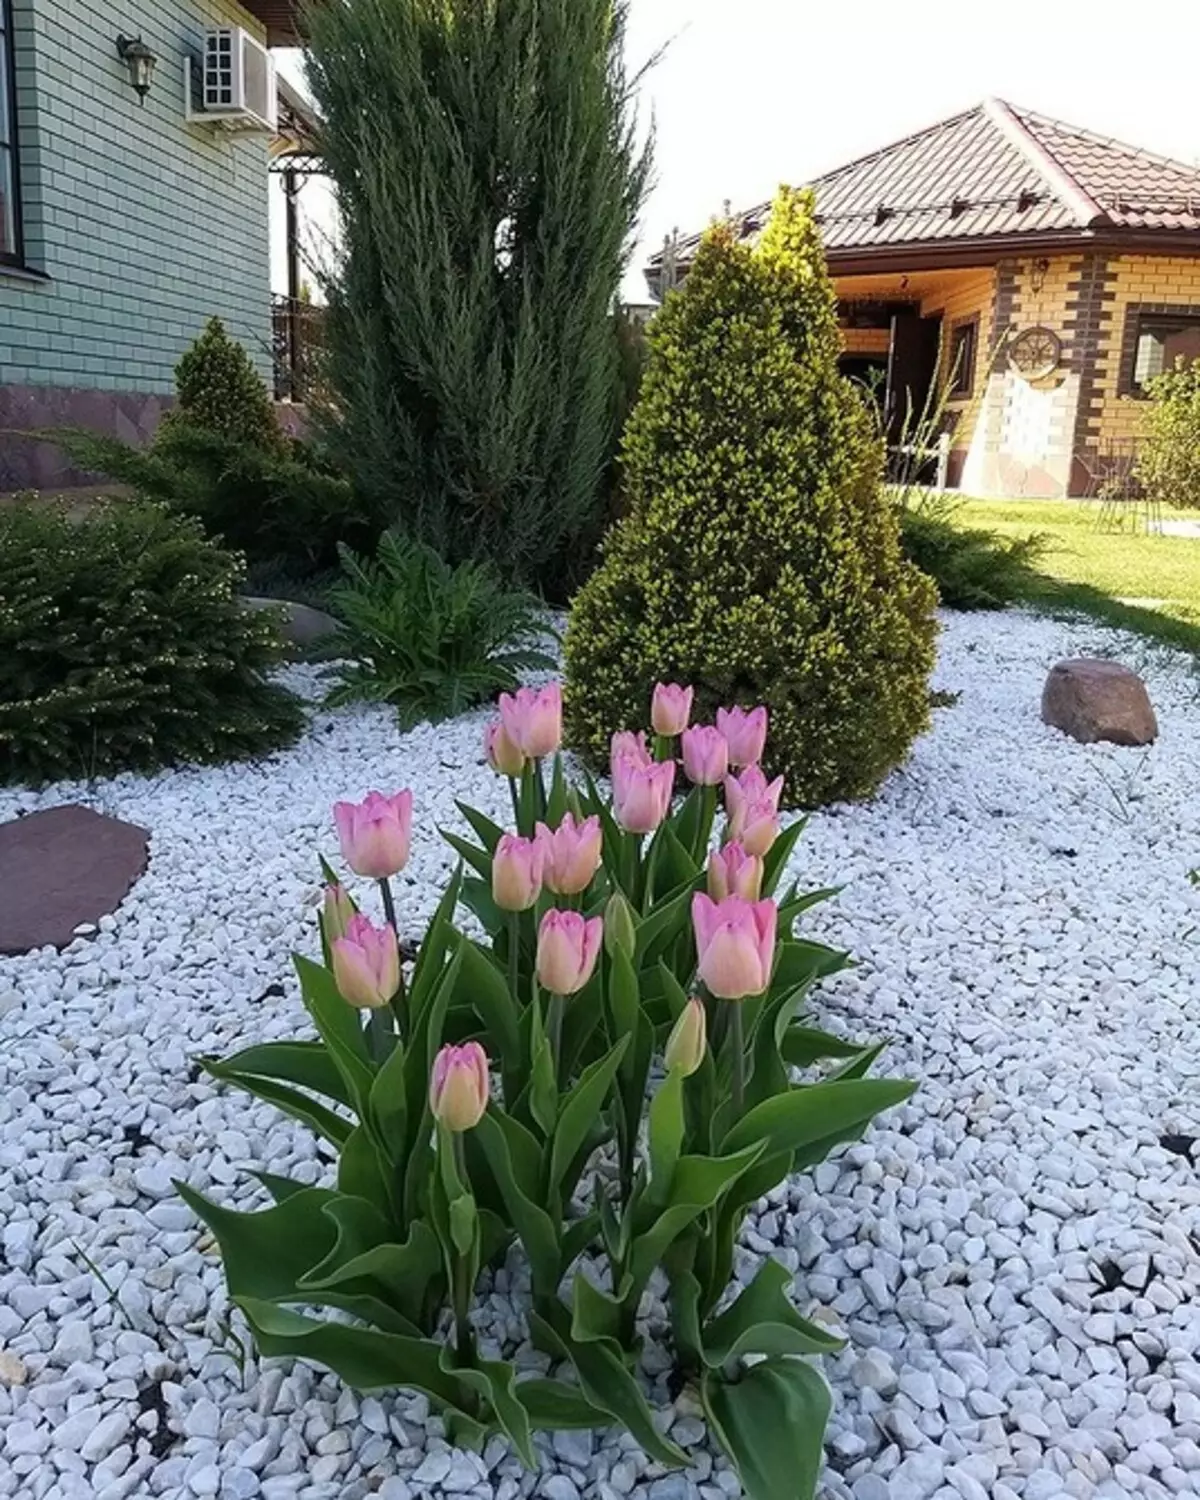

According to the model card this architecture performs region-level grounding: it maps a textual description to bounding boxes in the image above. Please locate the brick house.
[0,0,304,490]
[646,99,1200,499]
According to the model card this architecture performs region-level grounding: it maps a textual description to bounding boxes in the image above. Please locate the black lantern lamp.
[116,35,159,104]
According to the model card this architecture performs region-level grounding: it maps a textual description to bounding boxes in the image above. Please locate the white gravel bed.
[2,610,1199,1500]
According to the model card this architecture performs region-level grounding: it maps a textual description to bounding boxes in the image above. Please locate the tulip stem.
[507,912,521,1006]
[366,1006,393,1064]
[548,992,565,1083]
[450,1136,475,1363]
[653,733,674,763]
[508,776,522,830]
[729,1004,745,1116]
[378,877,398,933]
[377,878,407,1042]
[698,784,716,863]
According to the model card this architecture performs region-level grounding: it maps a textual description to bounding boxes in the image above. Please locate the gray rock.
[240,598,340,658]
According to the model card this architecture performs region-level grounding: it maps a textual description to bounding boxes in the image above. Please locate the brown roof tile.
[650,98,1200,273]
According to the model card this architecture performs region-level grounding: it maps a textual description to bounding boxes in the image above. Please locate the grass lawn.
[954,497,1200,654]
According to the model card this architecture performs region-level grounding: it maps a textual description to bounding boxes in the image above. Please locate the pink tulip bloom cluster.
[331,913,401,1010]
[692,892,777,999]
[537,909,603,995]
[334,790,413,880]
[611,731,675,834]
[429,1042,489,1132]
[716,706,768,769]
[651,683,694,737]
[724,764,783,857]
[498,685,562,761]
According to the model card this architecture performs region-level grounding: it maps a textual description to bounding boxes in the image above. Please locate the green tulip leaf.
[826,1040,887,1082]
[550,1037,629,1194]
[302,1220,444,1332]
[655,960,691,1024]
[647,1066,685,1204]
[458,940,522,1074]
[408,865,463,1021]
[530,1301,688,1468]
[451,1353,536,1468]
[207,1040,353,1107]
[294,954,375,1108]
[636,884,694,966]
[760,817,807,897]
[474,1110,562,1298]
[561,1211,601,1272]
[779,1024,870,1069]
[721,1078,916,1159]
[337,1125,395,1216]
[668,1269,704,1368]
[606,946,640,1049]
[441,831,493,881]
[449,1193,478,1259]
[546,754,569,827]
[455,802,504,856]
[702,1358,832,1500]
[701,1260,844,1364]
[570,1271,629,1345]
[367,1037,409,1163]
[301,1194,392,1287]
[515,1377,609,1431]
[252,1171,311,1203]
[629,1144,766,1287]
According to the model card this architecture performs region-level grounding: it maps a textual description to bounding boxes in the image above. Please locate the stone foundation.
[0,385,171,492]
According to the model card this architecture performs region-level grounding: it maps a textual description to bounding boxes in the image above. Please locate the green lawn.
[954,497,1200,653]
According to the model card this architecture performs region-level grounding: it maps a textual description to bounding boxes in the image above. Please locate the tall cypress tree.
[303,0,650,591]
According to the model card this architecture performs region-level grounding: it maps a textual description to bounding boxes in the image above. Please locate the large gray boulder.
[241,597,340,658]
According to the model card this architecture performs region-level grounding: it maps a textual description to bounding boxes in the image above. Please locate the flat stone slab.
[1041,658,1158,747]
[0,805,149,956]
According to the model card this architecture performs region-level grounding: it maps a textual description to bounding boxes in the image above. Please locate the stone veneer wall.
[0,0,273,490]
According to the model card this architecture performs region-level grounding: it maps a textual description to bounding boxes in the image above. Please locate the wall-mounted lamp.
[116,35,159,105]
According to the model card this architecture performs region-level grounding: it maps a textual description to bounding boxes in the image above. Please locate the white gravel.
[2,610,1200,1500]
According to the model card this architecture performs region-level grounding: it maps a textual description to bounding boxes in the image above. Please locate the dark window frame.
[0,0,25,267]
[946,316,978,399]
[1119,302,1200,397]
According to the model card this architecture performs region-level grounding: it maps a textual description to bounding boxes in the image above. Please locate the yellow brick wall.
[1089,255,1200,449]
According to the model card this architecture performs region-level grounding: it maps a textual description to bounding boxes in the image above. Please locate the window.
[947,319,977,398]
[1131,313,1200,392]
[0,0,21,265]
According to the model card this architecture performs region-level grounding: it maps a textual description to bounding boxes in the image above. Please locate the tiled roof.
[650,99,1200,269]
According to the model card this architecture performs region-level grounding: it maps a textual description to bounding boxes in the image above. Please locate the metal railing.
[271,294,324,404]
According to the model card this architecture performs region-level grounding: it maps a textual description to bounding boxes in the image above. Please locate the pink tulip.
[651,683,694,737]
[612,755,675,834]
[429,1042,490,1132]
[333,790,414,880]
[322,883,356,944]
[499,684,562,760]
[610,729,652,775]
[725,764,784,827]
[717,706,769,768]
[331,913,401,1009]
[492,833,545,912]
[707,842,764,902]
[535,813,602,896]
[536,909,603,995]
[692,893,777,999]
[681,725,729,787]
[484,719,526,778]
[737,799,781,858]
[664,997,707,1077]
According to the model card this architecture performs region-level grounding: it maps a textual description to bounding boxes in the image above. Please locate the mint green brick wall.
[1,0,273,392]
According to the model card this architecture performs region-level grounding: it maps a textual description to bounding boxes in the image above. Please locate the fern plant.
[325,532,556,728]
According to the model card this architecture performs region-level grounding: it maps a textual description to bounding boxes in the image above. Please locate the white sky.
[274,0,1200,298]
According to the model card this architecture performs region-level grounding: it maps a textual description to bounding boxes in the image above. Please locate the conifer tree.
[565,188,939,807]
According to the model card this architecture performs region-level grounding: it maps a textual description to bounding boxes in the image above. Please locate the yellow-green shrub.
[565,187,939,806]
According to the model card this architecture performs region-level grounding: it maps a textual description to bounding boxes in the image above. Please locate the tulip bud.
[331,913,401,1009]
[603,890,638,960]
[484,719,527,778]
[321,883,356,944]
[681,725,729,787]
[707,842,764,902]
[651,683,694,738]
[664,998,707,1076]
[492,833,545,912]
[429,1042,490,1132]
[535,813,603,896]
[691,893,777,1000]
[333,790,414,880]
[536,909,604,995]
[499,684,562,760]
[716,705,769,769]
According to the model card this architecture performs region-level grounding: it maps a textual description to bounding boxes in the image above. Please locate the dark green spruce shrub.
[48,318,368,578]
[325,531,555,728]
[304,0,650,591]
[565,186,939,808]
[0,500,304,785]
[899,501,1047,610]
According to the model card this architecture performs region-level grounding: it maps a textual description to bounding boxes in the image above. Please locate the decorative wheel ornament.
[1009,325,1062,381]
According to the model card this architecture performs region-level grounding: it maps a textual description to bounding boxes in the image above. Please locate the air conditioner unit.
[185,27,277,132]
